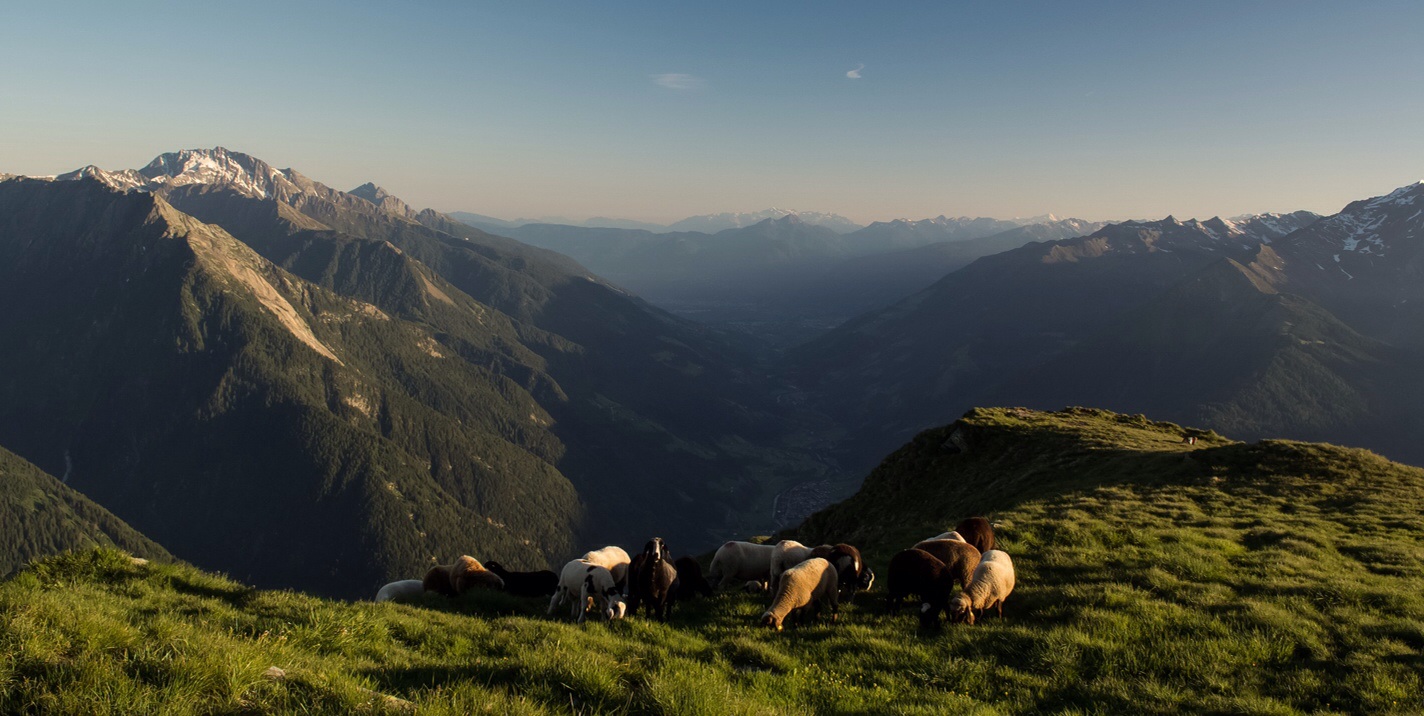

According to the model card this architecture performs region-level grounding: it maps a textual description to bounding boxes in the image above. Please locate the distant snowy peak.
[667,208,862,234]
[1285,181,1424,259]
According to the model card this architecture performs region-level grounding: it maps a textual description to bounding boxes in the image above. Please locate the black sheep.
[672,556,714,600]
[810,543,874,600]
[886,548,956,630]
[484,561,559,598]
[626,537,678,620]
[954,516,996,555]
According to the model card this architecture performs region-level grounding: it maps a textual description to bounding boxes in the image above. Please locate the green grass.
[4,407,1424,714]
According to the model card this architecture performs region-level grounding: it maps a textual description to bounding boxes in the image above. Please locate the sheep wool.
[707,541,776,590]
[951,550,1015,625]
[760,557,839,631]
[768,540,814,595]
[374,579,425,603]
[911,539,982,593]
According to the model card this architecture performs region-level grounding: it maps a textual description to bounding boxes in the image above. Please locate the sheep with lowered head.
[767,540,814,596]
[760,557,839,631]
[374,579,426,603]
[949,550,1015,625]
[423,556,505,596]
[580,546,631,591]
[911,539,981,595]
[810,542,874,599]
[707,541,776,591]
[549,558,626,623]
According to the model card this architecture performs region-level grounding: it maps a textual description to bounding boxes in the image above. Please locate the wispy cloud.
[846,64,865,79]
[651,73,703,90]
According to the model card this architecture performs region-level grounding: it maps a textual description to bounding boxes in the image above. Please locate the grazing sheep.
[626,538,678,620]
[925,531,966,543]
[672,556,713,599]
[954,517,996,555]
[949,550,1015,625]
[580,546,632,590]
[911,539,981,595]
[485,561,559,598]
[374,579,425,603]
[423,555,504,596]
[810,543,871,599]
[768,540,814,596]
[887,548,957,629]
[706,541,776,591]
[549,559,626,623]
[743,580,769,594]
[760,557,839,631]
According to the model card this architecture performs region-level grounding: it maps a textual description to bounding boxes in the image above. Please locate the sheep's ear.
[920,602,932,613]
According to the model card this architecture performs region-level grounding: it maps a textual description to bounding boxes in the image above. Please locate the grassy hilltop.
[2,407,1423,714]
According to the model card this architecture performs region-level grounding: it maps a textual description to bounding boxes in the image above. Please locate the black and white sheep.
[374,579,426,603]
[484,561,559,598]
[949,549,1015,625]
[886,548,966,630]
[954,517,996,555]
[760,557,839,631]
[549,558,626,623]
[626,537,679,620]
[707,541,776,591]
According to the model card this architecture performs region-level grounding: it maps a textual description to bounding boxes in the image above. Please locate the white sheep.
[580,546,631,590]
[706,541,776,591]
[949,550,1015,625]
[374,579,425,603]
[768,540,814,596]
[760,557,839,631]
[549,559,626,623]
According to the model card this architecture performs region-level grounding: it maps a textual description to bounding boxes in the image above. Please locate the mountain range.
[452,207,865,235]
[0,148,833,596]
[790,189,1424,469]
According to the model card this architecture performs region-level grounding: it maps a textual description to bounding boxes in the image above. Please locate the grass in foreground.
[3,407,1423,714]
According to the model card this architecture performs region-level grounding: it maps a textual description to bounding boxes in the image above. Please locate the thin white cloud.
[846,64,865,79]
[652,73,703,90]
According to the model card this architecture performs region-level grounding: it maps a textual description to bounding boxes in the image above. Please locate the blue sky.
[3,1,1422,223]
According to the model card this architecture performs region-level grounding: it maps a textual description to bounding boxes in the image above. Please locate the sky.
[3,0,1423,224]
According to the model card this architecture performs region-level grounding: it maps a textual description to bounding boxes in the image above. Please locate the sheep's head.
[744,580,767,594]
[604,593,627,621]
[759,612,783,631]
[857,567,876,592]
[643,537,668,565]
[949,594,975,625]
[917,601,942,630]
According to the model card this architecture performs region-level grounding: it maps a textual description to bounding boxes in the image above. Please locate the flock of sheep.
[374,516,1016,632]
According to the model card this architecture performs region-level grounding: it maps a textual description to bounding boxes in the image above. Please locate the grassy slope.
[3,407,1423,714]
[0,447,171,577]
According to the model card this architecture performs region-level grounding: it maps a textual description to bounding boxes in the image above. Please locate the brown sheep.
[424,555,505,596]
[954,517,996,555]
[910,539,981,595]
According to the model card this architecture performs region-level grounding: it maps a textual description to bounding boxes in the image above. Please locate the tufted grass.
[3,407,1424,714]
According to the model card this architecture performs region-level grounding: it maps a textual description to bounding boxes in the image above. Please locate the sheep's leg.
[995,599,1004,619]
[547,589,563,616]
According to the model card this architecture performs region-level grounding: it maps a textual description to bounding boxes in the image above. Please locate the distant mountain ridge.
[0,148,831,596]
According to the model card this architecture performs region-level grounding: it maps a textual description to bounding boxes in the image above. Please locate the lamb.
[949,550,1015,625]
[954,517,996,555]
[886,548,958,629]
[910,539,981,595]
[759,557,839,631]
[374,579,425,603]
[549,559,626,623]
[484,561,559,598]
[580,546,632,590]
[706,541,776,591]
[672,556,714,599]
[767,540,814,596]
[423,555,505,596]
[625,537,678,620]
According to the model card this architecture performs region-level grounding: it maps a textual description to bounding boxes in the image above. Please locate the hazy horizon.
[4,1,1422,224]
